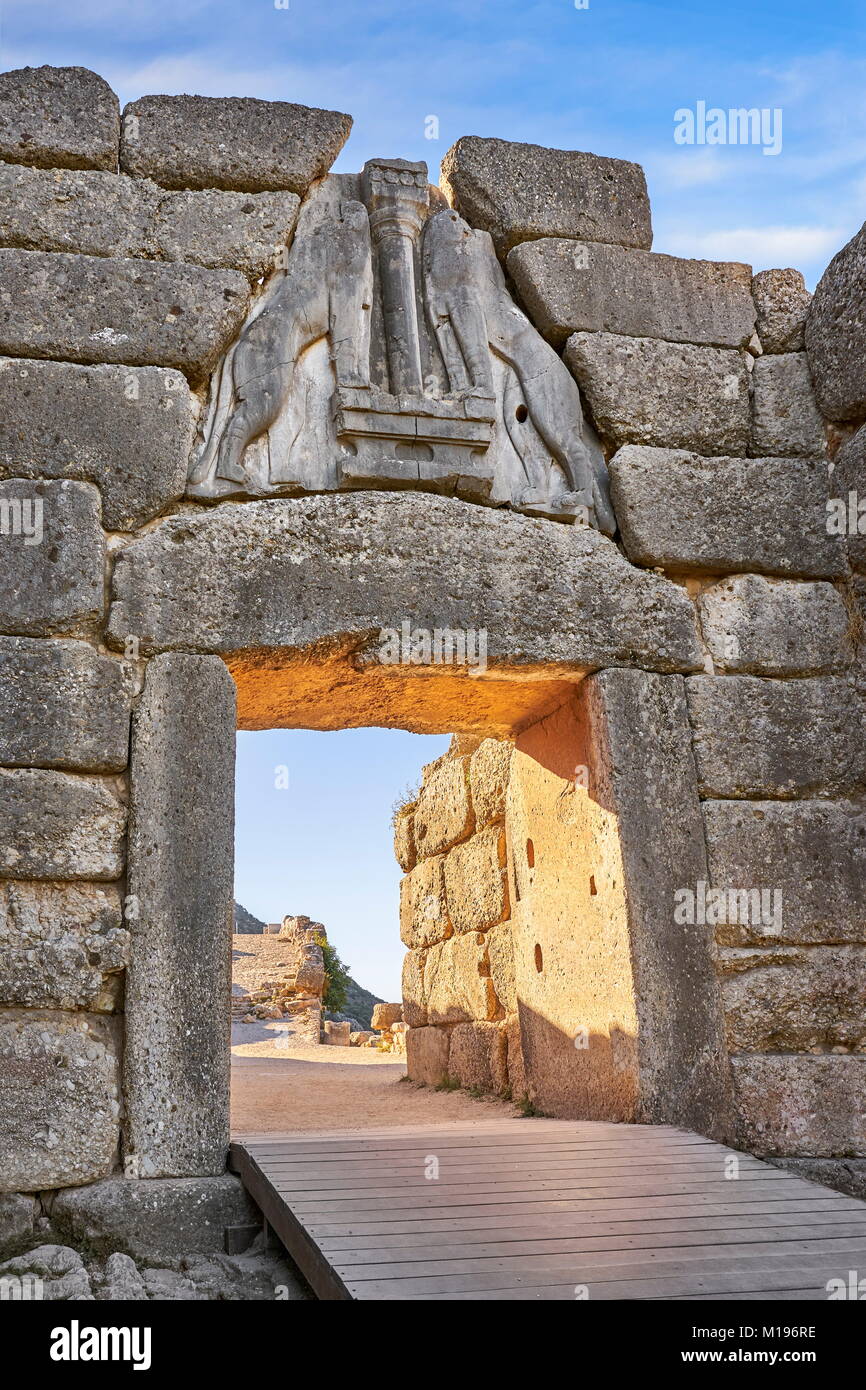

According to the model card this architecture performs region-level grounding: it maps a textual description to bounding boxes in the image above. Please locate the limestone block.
[443,825,509,934]
[0,1008,120,1191]
[401,949,427,1029]
[697,575,850,676]
[0,165,300,280]
[0,1192,35,1257]
[423,932,497,1024]
[399,854,450,949]
[350,1031,376,1047]
[608,447,844,578]
[0,479,105,635]
[448,1021,508,1093]
[772,1158,866,1202]
[370,1002,403,1030]
[564,333,750,454]
[720,945,866,1052]
[120,93,351,194]
[504,1014,526,1099]
[412,756,474,858]
[440,137,652,258]
[487,922,517,1014]
[0,638,131,770]
[751,269,810,353]
[0,769,125,880]
[751,353,826,458]
[703,799,866,946]
[731,1056,866,1156]
[0,358,196,530]
[0,881,127,1011]
[405,1025,449,1086]
[125,654,236,1178]
[805,222,866,421]
[393,808,416,873]
[107,493,702,675]
[0,66,119,172]
[469,738,512,828]
[51,1174,258,1257]
[0,249,249,384]
[323,1020,351,1045]
[686,676,866,798]
[508,240,754,348]
[832,424,866,573]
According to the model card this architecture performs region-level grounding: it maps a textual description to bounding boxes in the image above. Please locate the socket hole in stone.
[515,404,528,423]
[589,875,597,896]
[534,943,544,973]
[526,838,535,868]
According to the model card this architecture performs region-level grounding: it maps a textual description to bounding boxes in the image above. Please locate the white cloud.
[659,223,850,274]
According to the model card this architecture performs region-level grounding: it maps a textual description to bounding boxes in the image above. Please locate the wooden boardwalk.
[230,1118,866,1300]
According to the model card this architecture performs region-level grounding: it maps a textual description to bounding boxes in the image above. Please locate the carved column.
[362,159,429,396]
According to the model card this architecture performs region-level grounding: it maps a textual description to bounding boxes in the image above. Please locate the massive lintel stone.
[0,66,119,173]
[751,269,810,354]
[805,221,866,421]
[608,447,844,578]
[51,1174,259,1258]
[440,137,652,257]
[508,240,754,349]
[750,353,826,458]
[0,881,127,1011]
[564,333,750,454]
[0,250,249,383]
[720,945,866,1053]
[703,799,866,946]
[696,575,850,676]
[0,165,300,280]
[0,479,105,635]
[731,1056,866,1156]
[0,769,126,880]
[0,638,132,771]
[107,493,701,673]
[0,1008,121,1191]
[125,653,236,1178]
[686,676,866,799]
[120,93,351,194]
[0,358,196,530]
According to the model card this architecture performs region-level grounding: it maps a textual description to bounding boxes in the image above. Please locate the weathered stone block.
[0,880,127,1011]
[401,949,427,1029]
[413,756,473,858]
[0,1192,35,1256]
[0,769,125,880]
[751,353,826,458]
[322,1019,351,1045]
[703,799,866,946]
[731,1055,866,1156]
[0,250,249,384]
[468,738,512,828]
[508,240,754,348]
[487,922,517,1014]
[0,638,131,770]
[0,1008,120,1191]
[125,654,236,1178]
[51,1174,258,1258]
[405,1025,449,1086]
[448,1020,508,1093]
[370,1002,403,1030]
[120,93,351,194]
[399,855,450,949]
[505,1014,526,1099]
[393,807,416,873]
[832,423,866,573]
[0,358,196,530]
[0,66,119,172]
[805,222,866,421]
[108,494,702,674]
[772,1157,866,1202]
[697,575,850,676]
[752,269,810,354]
[564,333,750,453]
[686,676,866,798]
[608,447,844,578]
[443,825,509,934]
[0,165,300,281]
[440,137,652,257]
[0,479,105,635]
[720,945,866,1052]
[424,932,497,1024]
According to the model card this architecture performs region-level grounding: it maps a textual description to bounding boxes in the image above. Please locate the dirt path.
[230,1024,519,1134]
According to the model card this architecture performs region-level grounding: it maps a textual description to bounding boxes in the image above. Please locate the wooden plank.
[253,1150,758,1179]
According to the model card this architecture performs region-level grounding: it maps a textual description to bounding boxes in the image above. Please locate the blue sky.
[4,0,863,997]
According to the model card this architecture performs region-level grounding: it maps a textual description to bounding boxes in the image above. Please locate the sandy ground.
[230,1020,519,1134]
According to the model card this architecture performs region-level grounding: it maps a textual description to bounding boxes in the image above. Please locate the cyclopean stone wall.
[0,64,864,1250]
